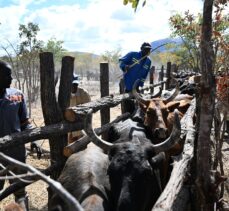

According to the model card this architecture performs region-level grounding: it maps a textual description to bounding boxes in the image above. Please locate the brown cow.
[133,83,191,139]
[132,81,192,187]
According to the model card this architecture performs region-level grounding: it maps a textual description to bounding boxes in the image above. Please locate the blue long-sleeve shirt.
[119,51,151,92]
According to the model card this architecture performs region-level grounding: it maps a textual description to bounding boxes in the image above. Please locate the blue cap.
[72,74,80,84]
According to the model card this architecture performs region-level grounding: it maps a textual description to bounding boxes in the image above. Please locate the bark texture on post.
[196,0,215,210]
[160,65,164,90]
[172,63,178,74]
[58,56,75,111]
[40,52,67,180]
[65,93,133,122]
[0,121,84,150]
[150,66,155,94]
[100,62,110,140]
[166,62,171,90]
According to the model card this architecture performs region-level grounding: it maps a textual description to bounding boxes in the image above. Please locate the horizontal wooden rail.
[65,81,167,122]
[0,113,130,151]
[0,81,167,150]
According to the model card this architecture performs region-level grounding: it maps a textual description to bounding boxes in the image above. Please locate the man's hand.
[125,65,130,72]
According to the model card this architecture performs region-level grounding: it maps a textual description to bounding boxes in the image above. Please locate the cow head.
[107,139,162,211]
[132,81,180,139]
[84,109,181,211]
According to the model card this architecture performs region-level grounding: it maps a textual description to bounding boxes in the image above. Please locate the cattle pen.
[0,52,228,211]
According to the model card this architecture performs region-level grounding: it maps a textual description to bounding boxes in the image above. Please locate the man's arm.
[18,93,32,131]
[119,52,133,72]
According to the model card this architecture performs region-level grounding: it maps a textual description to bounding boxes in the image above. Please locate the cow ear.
[178,100,191,114]
[166,101,180,112]
[138,101,150,113]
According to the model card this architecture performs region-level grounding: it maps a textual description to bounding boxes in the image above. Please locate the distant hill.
[68,51,100,58]
[150,37,183,53]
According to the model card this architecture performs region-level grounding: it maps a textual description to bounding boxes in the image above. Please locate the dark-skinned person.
[119,42,152,114]
[0,60,32,211]
[67,74,91,145]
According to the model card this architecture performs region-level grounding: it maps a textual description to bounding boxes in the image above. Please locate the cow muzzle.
[154,128,168,139]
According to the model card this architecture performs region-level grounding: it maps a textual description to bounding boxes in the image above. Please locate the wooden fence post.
[172,63,178,74]
[100,62,110,140]
[40,53,73,206]
[58,56,75,111]
[160,65,164,90]
[150,66,155,94]
[166,62,171,90]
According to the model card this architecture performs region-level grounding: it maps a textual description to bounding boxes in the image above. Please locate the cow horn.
[163,82,179,103]
[151,87,162,98]
[132,79,148,104]
[152,109,181,153]
[84,109,113,153]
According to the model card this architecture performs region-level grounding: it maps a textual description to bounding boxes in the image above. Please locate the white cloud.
[0,0,203,56]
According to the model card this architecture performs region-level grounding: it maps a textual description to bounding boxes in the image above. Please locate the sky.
[0,0,204,56]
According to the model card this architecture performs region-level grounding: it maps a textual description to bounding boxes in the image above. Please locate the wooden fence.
[0,53,193,210]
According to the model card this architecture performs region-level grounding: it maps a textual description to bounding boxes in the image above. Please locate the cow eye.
[162,108,169,117]
[146,108,155,115]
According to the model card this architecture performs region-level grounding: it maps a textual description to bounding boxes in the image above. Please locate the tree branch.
[0,153,83,211]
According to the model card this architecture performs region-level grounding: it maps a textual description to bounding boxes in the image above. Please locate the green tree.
[122,0,228,210]
[122,0,145,11]
[18,22,44,116]
[43,37,66,67]
[169,4,228,72]
[102,48,122,82]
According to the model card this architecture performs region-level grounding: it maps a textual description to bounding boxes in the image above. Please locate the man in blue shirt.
[0,61,31,210]
[119,42,152,113]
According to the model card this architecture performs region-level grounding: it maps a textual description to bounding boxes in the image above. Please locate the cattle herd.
[47,71,202,211]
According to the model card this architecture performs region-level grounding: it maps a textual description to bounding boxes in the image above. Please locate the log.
[0,113,130,151]
[65,93,133,122]
[153,99,196,211]
[0,164,57,200]
[0,153,83,211]
[64,81,167,122]
[40,52,70,181]
[0,121,84,151]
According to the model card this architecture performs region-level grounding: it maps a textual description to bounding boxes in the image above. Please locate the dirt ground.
[0,80,228,210]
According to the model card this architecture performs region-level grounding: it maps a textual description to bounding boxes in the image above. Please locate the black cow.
[49,143,111,211]
[107,118,152,143]
[84,109,181,211]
